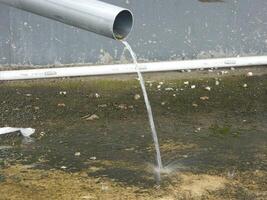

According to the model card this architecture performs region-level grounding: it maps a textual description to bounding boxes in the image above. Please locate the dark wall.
[0,0,267,67]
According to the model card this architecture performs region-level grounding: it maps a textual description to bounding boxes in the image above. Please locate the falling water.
[122,41,163,181]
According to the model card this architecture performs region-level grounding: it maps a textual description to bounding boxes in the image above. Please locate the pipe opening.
[113,10,133,40]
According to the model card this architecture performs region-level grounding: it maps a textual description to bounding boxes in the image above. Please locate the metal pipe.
[0,0,133,40]
[1,56,267,81]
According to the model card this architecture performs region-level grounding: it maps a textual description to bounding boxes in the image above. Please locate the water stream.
[122,41,163,181]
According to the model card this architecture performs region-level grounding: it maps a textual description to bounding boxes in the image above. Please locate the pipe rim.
[112,9,133,40]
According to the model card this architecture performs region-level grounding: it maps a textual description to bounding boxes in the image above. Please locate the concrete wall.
[0,0,267,67]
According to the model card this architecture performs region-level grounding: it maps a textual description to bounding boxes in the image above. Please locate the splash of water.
[122,41,163,180]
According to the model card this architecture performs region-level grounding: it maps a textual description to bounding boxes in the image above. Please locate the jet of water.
[122,41,163,181]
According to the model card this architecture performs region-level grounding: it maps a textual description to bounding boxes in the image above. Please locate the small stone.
[173,94,176,97]
[90,156,97,160]
[205,86,211,91]
[159,82,164,85]
[191,85,196,89]
[215,80,220,86]
[25,94,32,97]
[157,85,161,89]
[192,103,198,107]
[247,72,253,77]
[86,114,100,121]
[61,166,67,169]
[75,152,81,156]
[134,94,141,100]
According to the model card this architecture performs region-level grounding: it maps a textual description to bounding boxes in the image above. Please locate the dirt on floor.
[0,67,266,199]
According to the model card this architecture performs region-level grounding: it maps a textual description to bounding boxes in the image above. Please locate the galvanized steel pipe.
[0,0,133,40]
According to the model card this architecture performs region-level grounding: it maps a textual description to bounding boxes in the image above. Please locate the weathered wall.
[0,0,267,67]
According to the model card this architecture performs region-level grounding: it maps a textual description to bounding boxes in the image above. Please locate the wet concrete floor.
[0,67,266,199]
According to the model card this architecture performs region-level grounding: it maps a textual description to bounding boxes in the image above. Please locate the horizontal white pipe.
[0,56,267,81]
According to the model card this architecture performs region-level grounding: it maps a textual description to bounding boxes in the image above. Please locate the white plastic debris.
[0,127,35,137]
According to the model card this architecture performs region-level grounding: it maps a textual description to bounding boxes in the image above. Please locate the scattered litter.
[157,85,161,89]
[192,103,198,107]
[184,81,189,85]
[0,127,35,137]
[59,91,67,95]
[200,96,209,101]
[57,103,66,107]
[118,104,127,110]
[25,94,32,97]
[205,86,211,91]
[33,106,40,110]
[95,93,101,98]
[191,85,196,89]
[98,104,107,108]
[60,166,67,169]
[90,156,97,160]
[194,127,201,133]
[85,114,100,121]
[165,87,174,91]
[220,71,229,75]
[75,152,81,156]
[215,80,220,86]
[173,94,176,97]
[230,67,235,71]
[159,82,164,85]
[134,94,141,100]
[161,102,166,106]
[243,83,248,88]
[247,72,253,77]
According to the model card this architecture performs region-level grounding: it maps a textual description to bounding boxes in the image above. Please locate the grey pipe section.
[0,0,133,40]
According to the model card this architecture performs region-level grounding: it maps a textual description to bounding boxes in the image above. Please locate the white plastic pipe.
[1,56,267,81]
[0,0,133,40]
